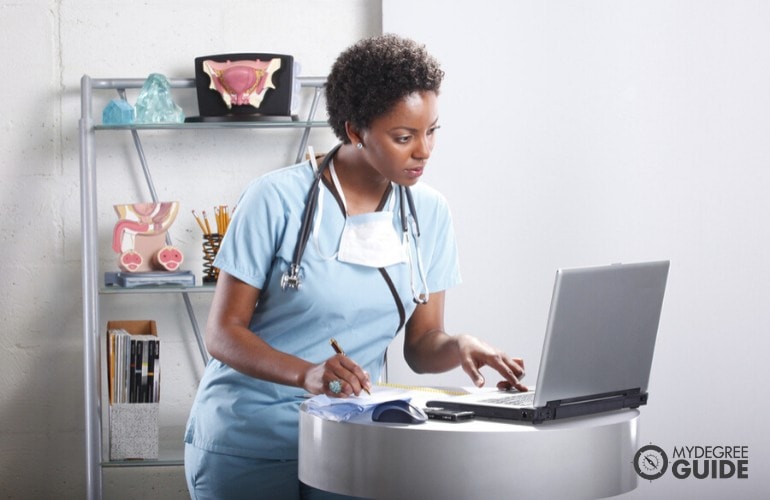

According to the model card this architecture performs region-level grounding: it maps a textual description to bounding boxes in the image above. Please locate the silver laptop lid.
[533,261,669,407]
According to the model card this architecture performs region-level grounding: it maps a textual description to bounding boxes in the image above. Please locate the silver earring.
[356,143,363,150]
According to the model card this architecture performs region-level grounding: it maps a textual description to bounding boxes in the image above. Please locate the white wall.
[0,1,379,498]
[384,0,769,498]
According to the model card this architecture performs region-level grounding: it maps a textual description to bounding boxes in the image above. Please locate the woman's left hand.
[456,334,528,392]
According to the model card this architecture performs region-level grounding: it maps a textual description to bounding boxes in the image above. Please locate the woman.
[184,34,526,499]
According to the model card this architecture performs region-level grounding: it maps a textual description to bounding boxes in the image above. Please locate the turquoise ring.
[328,380,342,394]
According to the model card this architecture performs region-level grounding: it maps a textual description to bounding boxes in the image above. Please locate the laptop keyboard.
[480,392,536,406]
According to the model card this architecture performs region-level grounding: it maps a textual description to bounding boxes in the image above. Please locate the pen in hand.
[329,338,371,395]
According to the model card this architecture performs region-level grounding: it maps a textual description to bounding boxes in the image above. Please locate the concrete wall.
[0,1,379,498]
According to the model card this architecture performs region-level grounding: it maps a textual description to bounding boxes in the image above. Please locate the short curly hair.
[325,34,444,143]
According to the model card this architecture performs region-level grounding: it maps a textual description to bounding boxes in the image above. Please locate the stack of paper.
[305,389,412,422]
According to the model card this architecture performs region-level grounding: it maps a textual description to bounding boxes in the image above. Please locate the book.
[147,340,155,403]
[104,270,195,288]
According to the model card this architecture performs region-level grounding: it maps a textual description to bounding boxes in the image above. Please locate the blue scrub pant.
[185,443,361,500]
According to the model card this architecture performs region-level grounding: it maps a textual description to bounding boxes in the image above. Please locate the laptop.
[427,260,670,424]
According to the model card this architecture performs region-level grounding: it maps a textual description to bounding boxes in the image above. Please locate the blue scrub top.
[185,160,461,459]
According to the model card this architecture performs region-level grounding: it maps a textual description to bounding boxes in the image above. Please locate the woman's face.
[357,90,440,187]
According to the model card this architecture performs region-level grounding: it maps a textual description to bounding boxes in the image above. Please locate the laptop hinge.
[532,388,647,424]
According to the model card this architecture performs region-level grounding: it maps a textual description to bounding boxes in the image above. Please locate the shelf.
[80,73,328,499]
[95,120,329,131]
[102,458,183,468]
[100,285,216,295]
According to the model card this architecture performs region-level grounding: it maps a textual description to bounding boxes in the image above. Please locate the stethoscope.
[280,143,430,304]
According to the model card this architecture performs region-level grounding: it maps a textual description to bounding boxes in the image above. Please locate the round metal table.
[299,397,639,499]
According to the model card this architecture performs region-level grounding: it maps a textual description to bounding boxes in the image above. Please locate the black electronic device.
[424,407,475,422]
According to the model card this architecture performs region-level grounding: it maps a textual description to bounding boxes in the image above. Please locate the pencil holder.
[202,233,222,283]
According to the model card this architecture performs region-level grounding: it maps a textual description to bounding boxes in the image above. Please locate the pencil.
[202,210,212,235]
[329,338,371,395]
[192,210,207,235]
[329,338,345,356]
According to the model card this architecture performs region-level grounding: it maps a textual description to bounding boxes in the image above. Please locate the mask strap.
[311,169,338,260]
[328,160,348,214]
[330,160,397,215]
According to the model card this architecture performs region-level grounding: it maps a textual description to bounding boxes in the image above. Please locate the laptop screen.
[533,261,670,407]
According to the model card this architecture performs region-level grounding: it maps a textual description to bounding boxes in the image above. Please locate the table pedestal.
[299,403,639,499]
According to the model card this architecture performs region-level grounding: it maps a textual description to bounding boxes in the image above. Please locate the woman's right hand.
[206,273,374,396]
[303,355,372,397]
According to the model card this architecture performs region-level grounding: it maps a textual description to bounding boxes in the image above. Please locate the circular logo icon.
[634,444,668,480]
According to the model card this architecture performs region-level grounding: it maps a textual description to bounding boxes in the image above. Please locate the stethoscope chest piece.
[280,263,302,290]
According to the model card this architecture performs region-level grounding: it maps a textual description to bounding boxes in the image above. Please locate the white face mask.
[329,160,407,268]
[337,211,407,268]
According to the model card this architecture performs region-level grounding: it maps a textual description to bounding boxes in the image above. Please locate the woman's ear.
[344,121,364,147]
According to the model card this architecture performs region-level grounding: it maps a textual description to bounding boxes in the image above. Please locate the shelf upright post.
[295,77,326,163]
[79,74,103,500]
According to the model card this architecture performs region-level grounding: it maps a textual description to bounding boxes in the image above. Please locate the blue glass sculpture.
[102,99,135,125]
[135,73,185,123]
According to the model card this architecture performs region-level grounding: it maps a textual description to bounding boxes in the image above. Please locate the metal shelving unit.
[78,75,326,500]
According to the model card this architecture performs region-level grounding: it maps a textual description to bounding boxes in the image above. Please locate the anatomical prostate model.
[112,201,184,272]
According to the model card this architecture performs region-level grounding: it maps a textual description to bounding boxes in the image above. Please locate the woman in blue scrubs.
[184,34,527,499]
